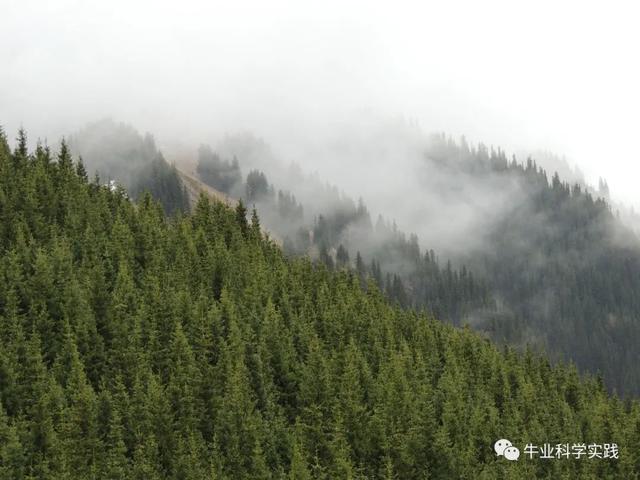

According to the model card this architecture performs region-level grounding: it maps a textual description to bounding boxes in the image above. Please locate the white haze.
[2,0,640,222]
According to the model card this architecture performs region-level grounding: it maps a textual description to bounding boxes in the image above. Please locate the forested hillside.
[196,132,640,397]
[425,135,640,396]
[196,144,495,324]
[2,128,640,478]
[69,119,190,215]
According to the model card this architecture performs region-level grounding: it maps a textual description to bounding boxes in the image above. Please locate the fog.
[2,0,640,213]
[5,0,640,396]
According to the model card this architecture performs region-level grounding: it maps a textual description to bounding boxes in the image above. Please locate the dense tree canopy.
[196,145,242,196]
[196,133,640,397]
[69,119,190,215]
[197,160,492,326]
[426,135,640,395]
[1,127,639,478]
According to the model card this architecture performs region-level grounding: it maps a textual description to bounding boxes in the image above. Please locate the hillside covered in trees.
[69,119,190,215]
[2,128,640,478]
[195,131,640,397]
[425,135,640,396]
[196,142,495,325]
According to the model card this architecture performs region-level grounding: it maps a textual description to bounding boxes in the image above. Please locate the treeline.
[197,147,493,325]
[2,127,640,478]
[69,119,190,214]
[427,134,640,395]
[196,145,242,196]
[198,132,640,396]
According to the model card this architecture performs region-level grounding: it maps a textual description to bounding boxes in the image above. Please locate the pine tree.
[235,200,249,237]
[0,401,25,480]
[336,244,349,268]
[14,127,28,160]
[250,207,261,240]
[102,394,130,479]
[131,434,162,480]
[0,126,10,158]
[57,138,74,175]
[289,428,312,480]
[167,321,201,435]
[76,156,88,181]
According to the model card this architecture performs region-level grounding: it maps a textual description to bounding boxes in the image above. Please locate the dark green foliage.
[196,145,242,194]
[246,170,273,203]
[69,119,190,215]
[277,190,304,223]
[336,244,349,268]
[216,164,491,325]
[427,134,640,395]
[1,130,640,478]
[130,156,190,215]
[231,133,640,397]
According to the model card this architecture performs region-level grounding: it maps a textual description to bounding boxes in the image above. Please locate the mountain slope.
[194,142,495,323]
[424,135,640,395]
[178,168,237,208]
[1,128,640,478]
[68,119,190,215]
[193,130,640,396]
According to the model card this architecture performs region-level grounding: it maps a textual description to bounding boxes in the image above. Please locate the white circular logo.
[494,439,519,461]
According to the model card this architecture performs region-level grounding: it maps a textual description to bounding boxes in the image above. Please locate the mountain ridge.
[1,125,639,478]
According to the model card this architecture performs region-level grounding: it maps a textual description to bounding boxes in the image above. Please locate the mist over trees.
[61,117,640,396]
[196,145,242,196]
[68,119,189,214]
[192,128,640,397]
[438,139,640,394]
[4,2,640,477]
[195,140,493,323]
[1,127,640,478]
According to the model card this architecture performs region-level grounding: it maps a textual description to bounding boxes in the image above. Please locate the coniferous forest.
[424,136,640,396]
[3,127,640,479]
[194,132,640,398]
[69,120,190,215]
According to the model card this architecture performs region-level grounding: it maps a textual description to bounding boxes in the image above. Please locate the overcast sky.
[2,0,639,206]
